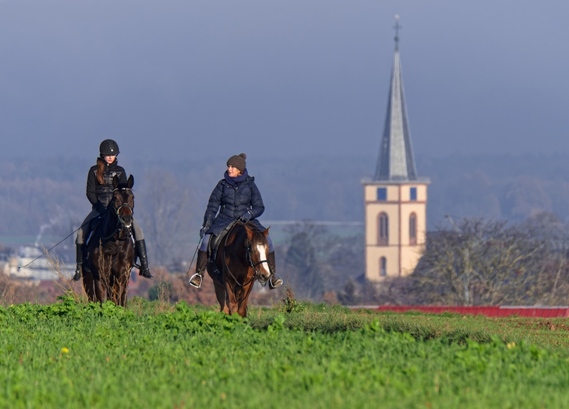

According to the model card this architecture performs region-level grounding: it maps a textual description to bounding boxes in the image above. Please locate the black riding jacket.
[203,170,265,236]
[86,158,127,209]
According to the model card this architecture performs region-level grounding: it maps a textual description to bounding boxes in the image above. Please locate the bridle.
[246,244,270,278]
[101,188,134,241]
[222,224,269,288]
[116,203,134,228]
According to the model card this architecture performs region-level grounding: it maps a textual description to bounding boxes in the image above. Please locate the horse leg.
[82,271,96,302]
[108,272,118,305]
[108,268,124,306]
[94,247,109,303]
[94,275,105,303]
[89,261,105,304]
[237,282,255,318]
[225,282,241,315]
[212,279,229,314]
[113,267,129,307]
[118,268,130,307]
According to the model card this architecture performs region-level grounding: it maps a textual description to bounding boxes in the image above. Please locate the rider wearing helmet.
[73,139,153,280]
[188,153,283,290]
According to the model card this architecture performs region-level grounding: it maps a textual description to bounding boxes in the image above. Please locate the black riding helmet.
[99,139,120,157]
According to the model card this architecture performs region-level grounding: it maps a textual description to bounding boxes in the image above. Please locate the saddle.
[85,216,102,247]
[206,221,241,281]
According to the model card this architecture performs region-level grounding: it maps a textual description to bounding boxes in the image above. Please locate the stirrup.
[269,274,283,289]
[189,273,203,289]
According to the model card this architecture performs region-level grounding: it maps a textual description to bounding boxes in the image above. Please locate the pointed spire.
[374,16,418,182]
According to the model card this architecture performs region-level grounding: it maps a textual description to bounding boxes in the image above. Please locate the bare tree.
[136,169,196,269]
[410,218,552,306]
[282,221,326,301]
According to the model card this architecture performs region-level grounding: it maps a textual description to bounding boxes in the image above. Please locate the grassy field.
[1,296,569,408]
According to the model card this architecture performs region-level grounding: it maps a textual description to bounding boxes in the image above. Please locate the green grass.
[1,298,569,408]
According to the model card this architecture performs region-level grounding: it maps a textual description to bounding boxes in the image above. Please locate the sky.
[1,0,569,162]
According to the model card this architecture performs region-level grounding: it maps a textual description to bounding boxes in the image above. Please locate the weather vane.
[394,15,401,50]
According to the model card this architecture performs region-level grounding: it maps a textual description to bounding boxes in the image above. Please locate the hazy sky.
[1,1,568,162]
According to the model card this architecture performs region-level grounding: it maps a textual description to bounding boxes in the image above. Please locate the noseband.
[246,244,269,278]
[116,203,134,228]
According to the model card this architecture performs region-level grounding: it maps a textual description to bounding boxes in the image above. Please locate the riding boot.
[73,243,82,281]
[267,251,283,290]
[189,250,208,289]
[135,240,153,279]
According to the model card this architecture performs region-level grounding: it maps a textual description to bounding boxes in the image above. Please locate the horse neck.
[225,224,250,262]
[100,203,121,239]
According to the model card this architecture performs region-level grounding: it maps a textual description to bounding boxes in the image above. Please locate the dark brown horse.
[83,175,135,307]
[208,221,272,317]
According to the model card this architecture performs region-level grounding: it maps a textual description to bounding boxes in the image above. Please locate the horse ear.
[246,225,254,241]
[263,227,270,237]
[127,175,134,188]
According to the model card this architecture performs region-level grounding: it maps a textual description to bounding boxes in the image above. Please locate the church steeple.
[363,16,429,282]
[374,15,418,181]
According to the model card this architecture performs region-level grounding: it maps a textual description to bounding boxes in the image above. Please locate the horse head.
[112,174,135,229]
[245,223,272,281]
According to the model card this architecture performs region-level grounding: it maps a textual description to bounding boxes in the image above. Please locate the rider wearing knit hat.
[188,152,283,290]
[227,153,246,173]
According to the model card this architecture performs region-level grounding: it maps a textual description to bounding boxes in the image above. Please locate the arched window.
[378,213,389,246]
[380,257,387,277]
[409,213,417,245]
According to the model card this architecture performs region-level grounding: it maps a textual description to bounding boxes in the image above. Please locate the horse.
[83,175,135,307]
[207,221,272,317]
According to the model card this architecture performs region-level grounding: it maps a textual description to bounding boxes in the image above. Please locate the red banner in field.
[372,306,569,317]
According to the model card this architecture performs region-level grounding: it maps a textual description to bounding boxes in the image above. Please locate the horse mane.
[222,222,266,252]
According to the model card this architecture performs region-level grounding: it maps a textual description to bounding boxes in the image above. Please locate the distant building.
[362,18,430,281]
[6,246,74,281]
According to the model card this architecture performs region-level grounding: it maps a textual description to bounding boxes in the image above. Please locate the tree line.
[337,213,569,306]
[2,152,569,305]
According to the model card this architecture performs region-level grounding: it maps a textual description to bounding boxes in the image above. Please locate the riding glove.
[239,211,252,222]
[199,226,208,239]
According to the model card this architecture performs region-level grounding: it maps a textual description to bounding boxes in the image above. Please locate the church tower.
[362,17,430,281]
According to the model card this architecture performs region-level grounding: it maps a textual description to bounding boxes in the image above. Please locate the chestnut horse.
[83,175,135,307]
[207,221,272,317]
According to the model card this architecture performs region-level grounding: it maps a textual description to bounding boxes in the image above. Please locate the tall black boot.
[267,251,283,290]
[189,250,208,289]
[135,239,153,279]
[73,243,83,281]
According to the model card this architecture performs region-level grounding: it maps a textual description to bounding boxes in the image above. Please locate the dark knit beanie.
[227,153,247,173]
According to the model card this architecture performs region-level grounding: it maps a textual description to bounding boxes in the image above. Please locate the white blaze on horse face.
[256,243,271,278]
